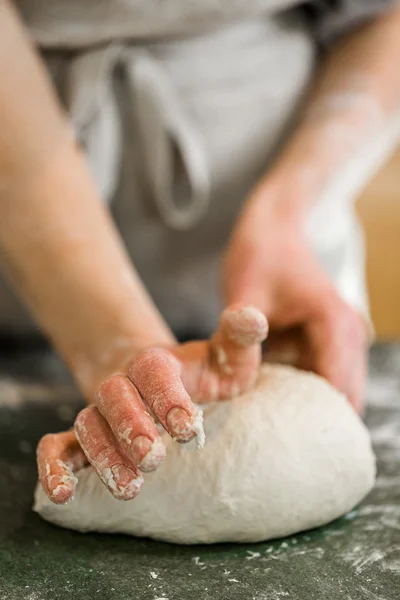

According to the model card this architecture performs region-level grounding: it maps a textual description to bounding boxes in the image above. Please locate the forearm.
[258,6,400,216]
[0,2,173,398]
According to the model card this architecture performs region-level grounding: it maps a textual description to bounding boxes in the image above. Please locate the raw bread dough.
[34,365,376,544]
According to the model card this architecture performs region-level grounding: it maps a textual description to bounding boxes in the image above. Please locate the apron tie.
[127,50,211,231]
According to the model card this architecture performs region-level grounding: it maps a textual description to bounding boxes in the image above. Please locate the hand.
[224,182,368,412]
[37,304,267,504]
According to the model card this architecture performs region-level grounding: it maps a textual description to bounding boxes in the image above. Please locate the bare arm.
[225,6,400,410]
[256,5,400,216]
[0,3,268,504]
[0,1,173,399]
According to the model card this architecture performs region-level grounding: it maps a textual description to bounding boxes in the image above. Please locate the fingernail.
[49,476,77,505]
[46,463,78,505]
[131,436,166,472]
[110,464,143,500]
[166,407,196,443]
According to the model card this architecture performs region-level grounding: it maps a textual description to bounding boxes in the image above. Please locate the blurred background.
[357,147,400,340]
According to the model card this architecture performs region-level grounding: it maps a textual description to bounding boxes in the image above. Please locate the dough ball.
[34,365,375,544]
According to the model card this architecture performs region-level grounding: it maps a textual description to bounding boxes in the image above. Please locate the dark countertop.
[0,345,399,600]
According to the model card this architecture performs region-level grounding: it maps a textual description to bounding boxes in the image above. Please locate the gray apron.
[1,0,398,336]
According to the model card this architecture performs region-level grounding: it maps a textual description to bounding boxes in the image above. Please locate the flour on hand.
[34,365,375,544]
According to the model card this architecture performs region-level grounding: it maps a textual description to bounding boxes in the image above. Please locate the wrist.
[246,173,312,231]
[0,136,175,401]
[262,96,383,217]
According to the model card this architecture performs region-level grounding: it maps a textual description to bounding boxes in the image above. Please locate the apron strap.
[126,50,211,231]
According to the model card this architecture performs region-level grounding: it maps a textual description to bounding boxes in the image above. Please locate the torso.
[1,2,317,337]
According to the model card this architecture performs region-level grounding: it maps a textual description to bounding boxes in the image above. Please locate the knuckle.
[135,347,165,367]
[37,432,56,454]
[92,445,116,467]
[96,373,126,404]
[130,347,178,378]
[74,405,96,432]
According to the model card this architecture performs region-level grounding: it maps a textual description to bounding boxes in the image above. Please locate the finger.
[210,304,268,389]
[346,346,367,415]
[37,430,87,505]
[218,304,268,347]
[128,348,202,445]
[96,374,166,472]
[306,298,368,412]
[74,406,143,500]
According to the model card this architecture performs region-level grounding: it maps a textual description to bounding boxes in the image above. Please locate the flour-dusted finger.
[37,430,87,505]
[219,304,268,347]
[209,304,268,397]
[74,405,143,500]
[96,374,166,472]
[128,348,203,445]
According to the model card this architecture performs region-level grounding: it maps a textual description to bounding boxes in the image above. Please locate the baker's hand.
[37,304,267,505]
[224,182,368,413]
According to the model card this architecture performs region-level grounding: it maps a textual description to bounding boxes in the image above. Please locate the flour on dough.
[34,365,376,544]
